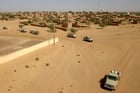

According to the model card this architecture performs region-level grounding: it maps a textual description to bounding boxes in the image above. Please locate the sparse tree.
[48,24,55,32]
[75,17,81,22]
[32,17,40,22]
[47,15,57,23]
[92,18,100,24]
[48,24,56,45]
[71,28,78,34]
[19,24,24,30]
[39,22,47,27]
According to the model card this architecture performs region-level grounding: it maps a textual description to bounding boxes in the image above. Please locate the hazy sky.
[0,0,140,12]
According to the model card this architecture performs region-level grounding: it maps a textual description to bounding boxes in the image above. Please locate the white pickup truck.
[104,70,121,90]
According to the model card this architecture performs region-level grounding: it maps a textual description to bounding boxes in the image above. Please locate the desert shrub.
[39,22,47,27]
[25,65,30,68]
[76,54,80,56]
[35,57,39,61]
[100,17,113,26]
[91,18,100,24]
[75,17,81,21]
[14,70,17,72]
[101,18,107,25]
[71,28,78,34]
[48,24,56,32]
[3,26,8,29]
[19,24,24,29]
[107,19,113,25]
[32,18,40,22]
[45,63,50,66]
[99,23,105,27]
[28,20,32,24]
[58,91,63,93]
[78,61,81,63]
[8,89,11,91]
[8,15,15,18]
[20,21,29,25]
[47,15,57,23]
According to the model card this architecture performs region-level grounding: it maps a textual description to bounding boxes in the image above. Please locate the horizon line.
[0,10,140,13]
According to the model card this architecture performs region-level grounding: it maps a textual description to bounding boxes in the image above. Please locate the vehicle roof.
[85,36,91,38]
[108,72,119,77]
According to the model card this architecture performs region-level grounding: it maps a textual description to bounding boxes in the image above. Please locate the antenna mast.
[97,0,100,12]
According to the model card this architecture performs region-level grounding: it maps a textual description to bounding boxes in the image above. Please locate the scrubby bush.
[3,26,8,30]
[71,28,78,34]
[48,24,56,32]
[25,65,30,68]
[99,23,105,27]
[19,24,24,29]
[91,18,100,24]
[19,21,29,25]
[35,57,39,61]
[39,22,47,27]
[32,18,40,22]
[45,63,50,66]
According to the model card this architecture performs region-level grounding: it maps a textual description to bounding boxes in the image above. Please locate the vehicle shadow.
[99,75,112,91]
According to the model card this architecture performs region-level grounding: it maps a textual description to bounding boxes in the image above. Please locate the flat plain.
[0,19,140,93]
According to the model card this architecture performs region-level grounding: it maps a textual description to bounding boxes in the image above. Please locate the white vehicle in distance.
[83,36,93,42]
[67,33,77,38]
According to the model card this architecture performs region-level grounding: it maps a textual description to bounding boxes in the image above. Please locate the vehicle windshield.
[108,75,118,80]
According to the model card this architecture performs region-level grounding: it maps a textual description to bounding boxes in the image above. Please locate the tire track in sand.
[115,41,138,92]
[117,41,137,73]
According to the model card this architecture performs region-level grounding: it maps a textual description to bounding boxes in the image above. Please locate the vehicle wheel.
[112,89,115,91]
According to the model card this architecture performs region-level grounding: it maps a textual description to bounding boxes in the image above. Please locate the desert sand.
[0,20,140,93]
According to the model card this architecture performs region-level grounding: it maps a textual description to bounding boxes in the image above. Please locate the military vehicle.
[20,29,27,33]
[67,33,76,38]
[29,30,39,35]
[83,36,93,42]
[104,70,121,90]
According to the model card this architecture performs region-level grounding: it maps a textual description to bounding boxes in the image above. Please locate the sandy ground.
[0,36,42,56]
[0,20,140,93]
[0,20,55,56]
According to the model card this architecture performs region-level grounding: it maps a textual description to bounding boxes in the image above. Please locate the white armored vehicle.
[67,33,77,38]
[104,70,121,90]
[83,36,93,42]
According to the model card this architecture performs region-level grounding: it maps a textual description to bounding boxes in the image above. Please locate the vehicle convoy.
[83,36,93,42]
[104,70,121,90]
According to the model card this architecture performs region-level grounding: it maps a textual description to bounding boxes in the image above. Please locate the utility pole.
[97,0,100,12]
[53,24,56,45]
